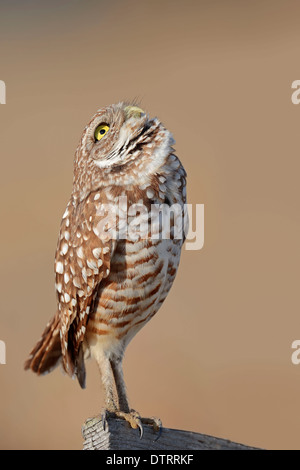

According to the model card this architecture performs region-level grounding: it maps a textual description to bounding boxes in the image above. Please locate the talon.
[101,412,106,431]
[138,421,143,439]
[101,409,109,431]
[129,410,143,438]
[154,425,162,442]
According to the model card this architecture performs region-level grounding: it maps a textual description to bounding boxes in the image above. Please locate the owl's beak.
[124,105,145,120]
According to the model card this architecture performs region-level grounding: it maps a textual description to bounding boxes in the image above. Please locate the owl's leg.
[110,357,129,412]
[98,353,161,439]
[97,353,121,432]
[97,353,119,413]
[110,357,162,439]
[96,353,142,434]
[110,357,144,436]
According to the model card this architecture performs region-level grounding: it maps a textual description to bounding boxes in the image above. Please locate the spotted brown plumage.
[25,102,187,433]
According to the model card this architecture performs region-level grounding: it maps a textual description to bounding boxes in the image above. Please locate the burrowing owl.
[25,102,187,434]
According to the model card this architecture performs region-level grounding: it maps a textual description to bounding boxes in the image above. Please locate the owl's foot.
[101,408,162,440]
[115,409,144,437]
[141,416,162,431]
[141,416,162,441]
[101,408,143,436]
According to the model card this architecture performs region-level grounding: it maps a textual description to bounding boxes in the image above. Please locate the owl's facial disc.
[87,102,154,172]
[92,105,149,169]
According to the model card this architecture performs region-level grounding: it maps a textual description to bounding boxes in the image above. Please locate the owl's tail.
[24,314,62,375]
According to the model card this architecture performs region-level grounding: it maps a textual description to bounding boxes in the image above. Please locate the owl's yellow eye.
[94,123,110,141]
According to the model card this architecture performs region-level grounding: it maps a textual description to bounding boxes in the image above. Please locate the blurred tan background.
[0,0,300,450]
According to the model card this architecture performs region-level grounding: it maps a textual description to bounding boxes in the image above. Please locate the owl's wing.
[55,192,116,383]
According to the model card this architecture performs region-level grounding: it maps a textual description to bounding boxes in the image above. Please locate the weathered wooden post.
[82,416,259,450]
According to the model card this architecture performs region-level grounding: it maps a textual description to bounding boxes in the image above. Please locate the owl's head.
[73,102,175,195]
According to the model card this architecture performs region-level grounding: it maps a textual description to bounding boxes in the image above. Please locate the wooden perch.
[82,416,258,450]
